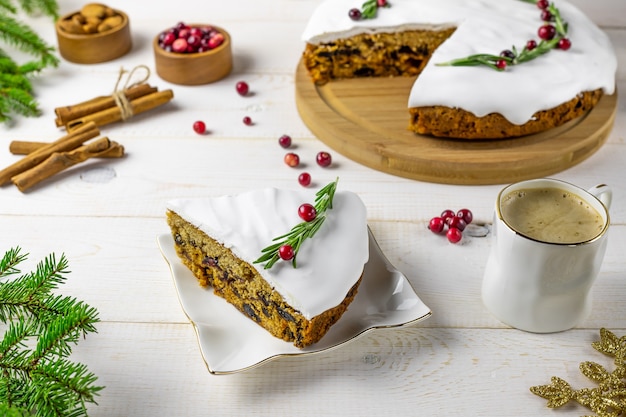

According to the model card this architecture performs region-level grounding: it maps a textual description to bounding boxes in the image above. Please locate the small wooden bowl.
[153,25,233,85]
[55,9,131,64]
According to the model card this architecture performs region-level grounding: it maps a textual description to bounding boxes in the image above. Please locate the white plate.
[157,229,431,374]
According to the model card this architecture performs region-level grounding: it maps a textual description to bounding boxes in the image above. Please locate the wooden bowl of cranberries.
[153,22,232,85]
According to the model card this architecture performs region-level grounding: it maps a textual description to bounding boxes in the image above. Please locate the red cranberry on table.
[447,227,463,244]
[278,134,292,148]
[298,172,311,187]
[192,120,206,134]
[440,209,456,225]
[457,208,473,224]
[316,151,332,167]
[495,60,507,70]
[236,81,249,96]
[284,153,300,167]
[243,116,252,125]
[428,217,446,234]
[526,39,538,51]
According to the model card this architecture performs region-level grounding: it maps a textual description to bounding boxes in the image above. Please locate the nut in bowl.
[153,22,233,85]
[55,3,132,64]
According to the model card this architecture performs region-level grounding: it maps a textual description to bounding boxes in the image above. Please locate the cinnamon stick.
[10,140,124,158]
[54,83,158,127]
[0,121,100,186]
[11,137,117,192]
[65,89,174,130]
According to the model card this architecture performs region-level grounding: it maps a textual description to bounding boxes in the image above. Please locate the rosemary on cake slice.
[254,178,338,270]
[437,0,570,71]
[349,0,390,21]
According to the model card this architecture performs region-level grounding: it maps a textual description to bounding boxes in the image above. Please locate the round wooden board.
[295,59,618,185]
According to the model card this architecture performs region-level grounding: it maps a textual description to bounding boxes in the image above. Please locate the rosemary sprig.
[254,178,339,270]
[437,0,568,71]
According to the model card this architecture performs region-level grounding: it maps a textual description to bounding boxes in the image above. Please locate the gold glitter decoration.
[530,328,626,417]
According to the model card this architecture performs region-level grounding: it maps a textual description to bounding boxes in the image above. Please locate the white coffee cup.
[482,178,611,333]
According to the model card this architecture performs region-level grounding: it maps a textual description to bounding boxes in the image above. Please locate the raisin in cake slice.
[166,185,369,348]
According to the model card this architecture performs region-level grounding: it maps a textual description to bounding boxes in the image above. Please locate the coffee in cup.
[500,187,605,244]
[482,178,611,333]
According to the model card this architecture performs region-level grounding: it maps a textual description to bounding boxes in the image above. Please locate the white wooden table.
[1,1,624,415]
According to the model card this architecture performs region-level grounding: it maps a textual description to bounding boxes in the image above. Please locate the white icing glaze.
[167,187,369,319]
[302,0,617,125]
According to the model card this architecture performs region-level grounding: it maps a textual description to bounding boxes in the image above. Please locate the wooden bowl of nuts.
[153,22,232,85]
[55,3,131,64]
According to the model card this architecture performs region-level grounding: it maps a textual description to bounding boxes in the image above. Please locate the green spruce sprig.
[254,178,339,270]
[0,247,103,417]
[437,0,568,71]
[0,0,60,124]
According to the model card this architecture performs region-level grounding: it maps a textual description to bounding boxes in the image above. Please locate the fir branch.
[16,0,59,20]
[0,14,59,67]
[0,0,17,15]
[0,247,27,278]
[254,178,339,270]
[0,248,102,417]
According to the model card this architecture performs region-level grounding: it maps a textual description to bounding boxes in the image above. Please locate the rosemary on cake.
[348,0,390,21]
[437,0,570,71]
[254,178,338,269]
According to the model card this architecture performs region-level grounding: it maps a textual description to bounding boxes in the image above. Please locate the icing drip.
[301,0,616,125]
[167,188,369,319]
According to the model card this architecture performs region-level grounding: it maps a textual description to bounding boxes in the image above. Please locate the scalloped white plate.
[157,229,431,374]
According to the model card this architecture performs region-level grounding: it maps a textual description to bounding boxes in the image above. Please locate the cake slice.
[166,181,369,348]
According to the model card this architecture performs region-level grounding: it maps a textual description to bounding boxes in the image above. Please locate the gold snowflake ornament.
[530,328,626,417]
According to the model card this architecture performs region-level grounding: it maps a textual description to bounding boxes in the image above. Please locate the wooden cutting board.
[294,59,617,185]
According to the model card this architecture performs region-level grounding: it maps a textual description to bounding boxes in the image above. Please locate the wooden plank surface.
[0,0,624,416]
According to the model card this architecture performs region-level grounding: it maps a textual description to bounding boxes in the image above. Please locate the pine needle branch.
[0,248,102,417]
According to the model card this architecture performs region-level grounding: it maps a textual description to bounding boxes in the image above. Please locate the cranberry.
[440,209,456,224]
[495,59,507,70]
[178,28,191,39]
[278,134,292,148]
[284,153,300,167]
[236,81,249,96]
[526,39,538,51]
[538,24,556,40]
[428,217,446,234]
[536,0,549,9]
[278,245,295,261]
[541,10,553,21]
[207,33,224,49]
[298,203,317,222]
[500,50,515,59]
[298,172,311,187]
[192,120,206,134]
[189,27,203,38]
[448,216,467,231]
[187,35,201,49]
[557,38,572,50]
[447,227,463,244]
[171,38,188,53]
[377,0,387,6]
[456,208,473,224]
[316,151,332,167]
[243,116,252,125]
[162,31,176,46]
[348,8,361,20]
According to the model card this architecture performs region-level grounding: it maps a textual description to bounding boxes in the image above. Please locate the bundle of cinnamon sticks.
[0,122,124,192]
[54,82,174,130]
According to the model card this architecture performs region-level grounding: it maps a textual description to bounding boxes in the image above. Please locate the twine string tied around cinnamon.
[112,65,151,121]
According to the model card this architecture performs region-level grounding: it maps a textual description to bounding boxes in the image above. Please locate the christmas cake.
[166,181,369,348]
[301,0,617,139]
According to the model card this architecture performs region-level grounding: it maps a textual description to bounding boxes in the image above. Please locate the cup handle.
[588,184,612,210]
